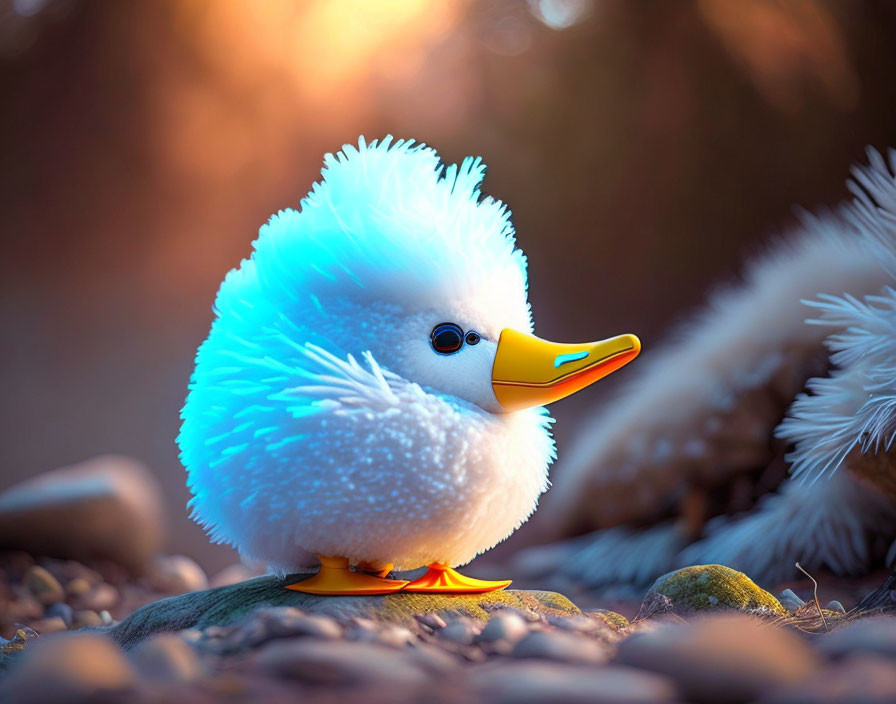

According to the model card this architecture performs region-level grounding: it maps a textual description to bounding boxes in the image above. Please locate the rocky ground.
[1,456,896,703]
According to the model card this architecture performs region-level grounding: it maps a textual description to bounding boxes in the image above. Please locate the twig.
[795,562,828,632]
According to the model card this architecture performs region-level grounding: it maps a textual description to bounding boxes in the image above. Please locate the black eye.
[430,323,464,354]
[465,331,481,345]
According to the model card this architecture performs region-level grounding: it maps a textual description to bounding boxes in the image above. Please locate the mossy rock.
[110,575,583,649]
[643,565,786,617]
[587,609,630,630]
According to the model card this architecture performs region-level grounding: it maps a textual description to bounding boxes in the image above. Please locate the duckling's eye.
[465,331,481,346]
[430,323,464,354]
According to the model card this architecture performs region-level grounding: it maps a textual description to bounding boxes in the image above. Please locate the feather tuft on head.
[215,135,531,338]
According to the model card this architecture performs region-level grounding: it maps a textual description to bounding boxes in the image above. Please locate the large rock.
[110,575,583,649]
[642,564,786,617]
[0,456,165,572]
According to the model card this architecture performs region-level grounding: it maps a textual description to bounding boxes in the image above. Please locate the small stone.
[215,607,342,653]
[44,602,73,628]
[471,662,679,704]
[777,589,806,612]
[512,630,611,665]
[0,455,165,571]
[71,609,104,629]
[439,618,480,645]
[28,616,68,634]
[257,639,427,687]
[99,610,115,626]
[3,633,136,703]
[258,608,342,640]
[478,612,529,645]
[642,565,786,617]
[73,582,118,612]
[129,633,203,683]
[24,566,64,605]
[615,613,820,703]
[179,629,203,644]
[549,613,620,641]
[407,642,461,674]
[151,555,209,594]
[817,616,896,660]
[353,623,415,648]
[415,613,447,630]
[66,577,91,598]
[825,599,846,614]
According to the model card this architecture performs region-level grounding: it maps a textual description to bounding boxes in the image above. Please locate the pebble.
[763,654,896,704]
[257,639,428,687]
[24,566,64,605]
[512,629,611,665]
[211,607,342,653]
[0,455,165,571]
[470,662,680,704]
[826,600,847,614]
[129,633,203,683]
[45,602,74,628]
[406,641,462,674]
[615,613,820,703]
[179,629,203,644]
[352,622,415,648]
[65,577,91,599]
[477,612,529,646]
[549,613,619,640]
[777,589,806,612]
[438,618,481,645]
[151,554,209,594]
[2,632,136,703]
[817,616,896,660]
[415,612,447,631]
[73,582,118,612]
[71,609,104,629]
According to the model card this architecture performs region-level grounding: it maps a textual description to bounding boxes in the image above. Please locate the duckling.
[178,137,640,595]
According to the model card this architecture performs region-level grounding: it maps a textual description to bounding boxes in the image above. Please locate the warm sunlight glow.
[183,0,463,100]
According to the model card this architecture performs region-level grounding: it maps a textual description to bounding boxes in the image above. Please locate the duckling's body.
[179,137,638,593]
[186,332,552,574]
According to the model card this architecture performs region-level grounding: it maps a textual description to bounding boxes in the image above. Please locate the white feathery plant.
[521,148,896,589]
[777,149,896,483]
[689,148,896,583]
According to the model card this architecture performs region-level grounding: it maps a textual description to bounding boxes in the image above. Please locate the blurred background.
[2,0,896,573]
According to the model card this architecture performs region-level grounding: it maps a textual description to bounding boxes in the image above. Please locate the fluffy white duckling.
[178,137,640,594]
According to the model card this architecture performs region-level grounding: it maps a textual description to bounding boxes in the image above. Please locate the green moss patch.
[644,564,786,617]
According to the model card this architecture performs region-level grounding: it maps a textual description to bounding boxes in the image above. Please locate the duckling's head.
[206,136,638,417]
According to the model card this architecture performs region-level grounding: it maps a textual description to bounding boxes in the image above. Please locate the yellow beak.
[491,328,641,412]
